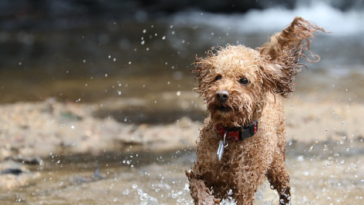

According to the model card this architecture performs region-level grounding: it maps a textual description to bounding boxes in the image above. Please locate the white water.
[171,2,364,36]
[165,1,364,71]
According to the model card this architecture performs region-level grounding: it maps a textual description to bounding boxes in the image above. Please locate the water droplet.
[71,125,75,129]
[297,156,304,161]
[176,91,181,96]
[143,29,146,33]
[141,40,145,45]
[129,61,131,64]
[162,36,166,40]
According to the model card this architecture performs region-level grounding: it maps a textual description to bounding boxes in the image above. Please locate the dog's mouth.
[217,106,232,112]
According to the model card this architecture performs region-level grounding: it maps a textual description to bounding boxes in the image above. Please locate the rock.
[0,160,41,190]
[4,156,43,165]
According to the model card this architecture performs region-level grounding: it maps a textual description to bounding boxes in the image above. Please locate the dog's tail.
[259,16,325,64]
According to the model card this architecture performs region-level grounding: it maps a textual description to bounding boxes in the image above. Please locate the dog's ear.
[191,54,204,83]
[191,47,222,95]
[257,17,325,96]
[191,54,210,95]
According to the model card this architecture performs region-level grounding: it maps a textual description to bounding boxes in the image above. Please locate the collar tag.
[217,130,229,161]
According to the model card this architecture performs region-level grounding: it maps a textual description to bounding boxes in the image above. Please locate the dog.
[186,17,324,205]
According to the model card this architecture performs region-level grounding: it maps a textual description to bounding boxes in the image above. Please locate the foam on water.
[167,1,364,70]
[171,2,364,36]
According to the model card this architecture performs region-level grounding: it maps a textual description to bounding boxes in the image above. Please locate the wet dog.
[186,17,324,205]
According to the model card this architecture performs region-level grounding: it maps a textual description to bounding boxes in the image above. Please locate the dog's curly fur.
[186,17,324,205]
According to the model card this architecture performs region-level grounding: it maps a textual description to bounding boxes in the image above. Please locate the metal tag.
[216,130,228,161]
[217,140,224,161]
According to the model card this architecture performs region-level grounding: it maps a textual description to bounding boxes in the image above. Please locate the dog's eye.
[239,78,249,85]
[214,75,222,81]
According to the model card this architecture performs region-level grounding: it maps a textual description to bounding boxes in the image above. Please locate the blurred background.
[1,0,364,204]
[1,0,364,123]
[0,0,364,122]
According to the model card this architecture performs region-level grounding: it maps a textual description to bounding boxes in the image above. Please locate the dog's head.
[192,17,324,127]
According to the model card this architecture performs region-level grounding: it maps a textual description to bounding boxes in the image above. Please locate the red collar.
[215,120,258,141]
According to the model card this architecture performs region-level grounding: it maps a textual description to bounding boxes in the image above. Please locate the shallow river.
[2,139,364,205]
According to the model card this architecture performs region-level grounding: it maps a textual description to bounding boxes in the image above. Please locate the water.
[0,2,363,105]
[2,141,364,205]
[171,2,364,36]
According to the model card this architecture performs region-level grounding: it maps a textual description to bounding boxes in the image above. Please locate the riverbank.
[1,92,363,162]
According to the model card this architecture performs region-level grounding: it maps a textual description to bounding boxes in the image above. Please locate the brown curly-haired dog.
[186,17,325,205]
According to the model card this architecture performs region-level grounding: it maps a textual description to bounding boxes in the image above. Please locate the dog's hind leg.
[185,170,220,205]
[266,150,291,205]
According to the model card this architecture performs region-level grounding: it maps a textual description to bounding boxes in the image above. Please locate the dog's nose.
[216,90,229,102]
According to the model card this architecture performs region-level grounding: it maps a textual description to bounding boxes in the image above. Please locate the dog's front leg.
[266,150,291,205]
[185,170,220,205]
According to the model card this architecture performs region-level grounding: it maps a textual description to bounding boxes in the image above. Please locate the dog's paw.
[185,169,196,179]
[196,195,221,205]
